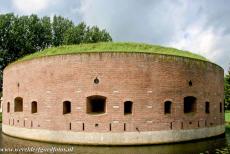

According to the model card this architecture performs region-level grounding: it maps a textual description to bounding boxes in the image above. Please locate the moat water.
[0,124,230,154]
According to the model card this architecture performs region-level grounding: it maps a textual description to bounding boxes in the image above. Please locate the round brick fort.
[2,43,225,145]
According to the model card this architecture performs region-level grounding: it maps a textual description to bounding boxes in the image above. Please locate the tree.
[0,13,16,64]
[84,25,112,43]
[27,15,52,52]
[64,22,87,45]
[225,68,230,110]
[0,14,53,66]
[64,22,112,45]
[40,16,52,49]
[52,15,74,46]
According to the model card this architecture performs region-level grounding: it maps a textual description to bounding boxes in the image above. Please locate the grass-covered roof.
[18,42,209,62]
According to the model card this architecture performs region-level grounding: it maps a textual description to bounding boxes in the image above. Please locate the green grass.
[225,111,230,122]
[16,42,209,63]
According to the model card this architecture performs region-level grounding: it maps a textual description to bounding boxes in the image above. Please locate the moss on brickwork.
[17,42,209,62]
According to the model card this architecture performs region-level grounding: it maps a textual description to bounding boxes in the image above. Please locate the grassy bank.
[16,42,209,62]
[226,111,230,123]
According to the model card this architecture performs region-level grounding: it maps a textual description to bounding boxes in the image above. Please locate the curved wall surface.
[2,53,225,145]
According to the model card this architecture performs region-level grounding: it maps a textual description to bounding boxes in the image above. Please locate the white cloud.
[12,0,51,14]
[168,19,215,57]
[168,18,230,71]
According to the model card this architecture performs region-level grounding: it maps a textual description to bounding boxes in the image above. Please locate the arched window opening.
[124,101,133,115]
[31,101,37,113]
[164,101,172,114]
[184,96,197,113]
[205,102,210,113]
[220,102,222,113]
[14,97,23,112]
[87,95,106,114]
[189,80,192,86]
[7,102,10,113]
[63,101,71,114]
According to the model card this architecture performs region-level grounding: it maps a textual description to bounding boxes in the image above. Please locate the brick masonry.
[2,52,225,144]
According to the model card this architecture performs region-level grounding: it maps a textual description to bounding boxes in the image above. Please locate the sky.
[0,0,230,72]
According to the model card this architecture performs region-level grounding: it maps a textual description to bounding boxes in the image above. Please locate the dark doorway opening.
[63,101,71,114]
[205,102,210,113]
[164,101,172,114]
[184,96,197,113]
[124,101,133,115]
[31,101,38,113]
[14,97,23,112]
[87,95,106,114]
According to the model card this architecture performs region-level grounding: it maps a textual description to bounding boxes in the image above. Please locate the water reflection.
[0,124,229,154]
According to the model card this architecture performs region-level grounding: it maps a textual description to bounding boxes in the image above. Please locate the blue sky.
[0,0,230,72]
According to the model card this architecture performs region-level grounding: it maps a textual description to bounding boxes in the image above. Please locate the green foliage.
[0,13,112,92]
[64,22,112,45]
[225,69,230,110]
[83,25,112,43]
[18,42,208,62]
[0,14,53,66]
[52,15,74,46]
[225,111,230,122]
[64,22,87,44]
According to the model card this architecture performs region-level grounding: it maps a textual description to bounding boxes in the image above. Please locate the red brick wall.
[2,53,224,132]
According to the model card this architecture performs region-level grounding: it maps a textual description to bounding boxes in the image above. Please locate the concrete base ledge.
[2,124,225,145]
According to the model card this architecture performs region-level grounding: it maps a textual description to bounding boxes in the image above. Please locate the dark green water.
[0,125,230,154]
